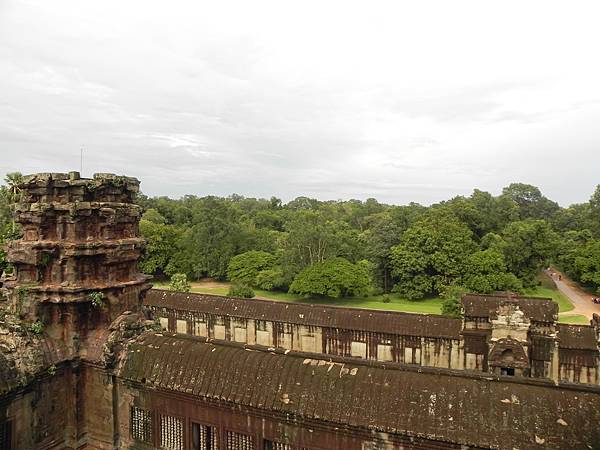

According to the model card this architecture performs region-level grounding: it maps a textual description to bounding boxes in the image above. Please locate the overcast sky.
[1,1,599,206]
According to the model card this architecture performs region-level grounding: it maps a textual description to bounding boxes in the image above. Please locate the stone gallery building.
[1,173,600,450]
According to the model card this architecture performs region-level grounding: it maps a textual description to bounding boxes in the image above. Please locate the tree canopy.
[227,251,278,287]
[289,258,372,298]
[132,182,600,297]
[389,211,477,299]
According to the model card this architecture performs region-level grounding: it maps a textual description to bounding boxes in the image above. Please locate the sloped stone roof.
[145,290,462,339]
[558,324,598,350]
[462,293,558,322]
[119,332,600,449]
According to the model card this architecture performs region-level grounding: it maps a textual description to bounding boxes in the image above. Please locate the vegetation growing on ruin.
[47,364,57,376]
[88,291,105,309]
[0,173,23,275]
[28,321,45,334]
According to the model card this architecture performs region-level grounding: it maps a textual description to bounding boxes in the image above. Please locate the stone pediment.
[489,337,529,369]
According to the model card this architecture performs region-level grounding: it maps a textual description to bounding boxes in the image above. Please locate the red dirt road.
[547,268,600,319]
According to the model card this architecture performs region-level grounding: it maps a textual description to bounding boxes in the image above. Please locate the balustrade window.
[160,415,184,450]
[192,423,219,450]
[362,441,386,450]
[0,420,11,450]
[176,319,188,334]
[264,439,291,450]
[226,431,253,450]
[131,406,152,444]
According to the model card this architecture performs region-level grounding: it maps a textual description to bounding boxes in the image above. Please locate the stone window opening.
[130,406,152,444]
[159,317,170,331]
[362,441,387,450]
[160,414,184,450]
[350,341,367,359]
[192,422,219,450]
[499,349,516,376]
[263,439,292,450]
[176,319,188,334]
[225,430,253,450]
[0,419,11,450]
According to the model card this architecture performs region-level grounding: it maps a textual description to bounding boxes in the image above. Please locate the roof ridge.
[133,331,600,393]
[150,288,452,319]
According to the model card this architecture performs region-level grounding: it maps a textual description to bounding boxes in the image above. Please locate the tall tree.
[572,239,600,294]
[501,183,559,221]
[501,219,558,286]
[390,211,477,299]
[588,185,600,236]
[463,249,522,293]
[469,189,519,235]
[361,211,410,292]
[4,172,23,234]
[289,257,371,298]
[138,210,183,278]
[280,211,363,284]
[227,251,277,287]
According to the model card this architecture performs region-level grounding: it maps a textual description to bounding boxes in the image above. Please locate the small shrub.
[381,294,391,303]
[47,364,57,376]
[169,273,191,292]
[15,286,29,302]
[38,252,53,268]
[440,285,467,318]
[370,287,384,297]
[228,284,255,298]
[152,318,163,332]
[29,321,44,334]
[88,291,105,309]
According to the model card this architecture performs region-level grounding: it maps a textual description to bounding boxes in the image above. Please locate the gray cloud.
[1,1,600,206]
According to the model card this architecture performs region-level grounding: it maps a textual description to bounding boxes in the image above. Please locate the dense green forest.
[1,174,599,316]
[133,181,600,304]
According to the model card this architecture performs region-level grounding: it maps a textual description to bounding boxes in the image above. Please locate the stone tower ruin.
[1,172,151,354]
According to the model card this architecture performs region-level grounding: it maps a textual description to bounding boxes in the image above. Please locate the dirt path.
[546,268,600,319]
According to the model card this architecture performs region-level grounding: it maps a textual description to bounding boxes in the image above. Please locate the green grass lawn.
[253,291,444,314]
[522,286,574,313]
[558,315,590,324]
[153,272,574,317]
